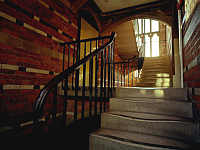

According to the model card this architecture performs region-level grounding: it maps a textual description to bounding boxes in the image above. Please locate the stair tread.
[91,128,192,149]
[106,111,194,123]
[115,87,187,100]
[111,97,191,103]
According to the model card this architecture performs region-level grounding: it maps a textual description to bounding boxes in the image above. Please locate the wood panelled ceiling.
[59,0,177,35]
[94,0,161,13]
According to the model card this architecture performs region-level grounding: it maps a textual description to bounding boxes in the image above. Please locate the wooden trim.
[71,0,88,13]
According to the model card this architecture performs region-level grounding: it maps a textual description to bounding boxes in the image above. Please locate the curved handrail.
[33,32,116,119]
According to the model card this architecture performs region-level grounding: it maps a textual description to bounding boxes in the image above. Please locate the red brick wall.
[182,2,200,106]
[0,0,78,120]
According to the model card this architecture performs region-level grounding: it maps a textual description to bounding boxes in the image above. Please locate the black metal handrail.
[33,32,116,126]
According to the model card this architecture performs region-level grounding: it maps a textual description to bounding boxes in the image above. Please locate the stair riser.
[114,88,187,100]
[90,135,159,150]
[135,83,172,86]
[101,114,196,140]
[110,99,193,118]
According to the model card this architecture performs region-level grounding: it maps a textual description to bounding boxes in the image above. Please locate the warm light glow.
[156,73,170,77]
[152,20,159,32]
[145,35,150,57]
[145,19,150,33]
[140,89,146,95]
[155,78,170,87]
[154,90,164,97]
[152,34,159,57]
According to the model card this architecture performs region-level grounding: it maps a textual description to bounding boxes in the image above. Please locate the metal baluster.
[117,64,119,87]
[63,75,68,125]
[62,45,67,125]
[72,43,76,89]
[74,43,80,121]
[62,45,65,73]
[132,64,134,87]
[82,42,86,119]
[110,45,113,90]
[124,64,126,87]
[104,46,107,112]
[121,64,122,86]
[112,42,115,89]
[89,41,93,117]
[128,60,130,87]
[95,40,98,115]
[52,86,57,121]
[107,45,110,98]
[68,44,70,68]
[100,50,104,114]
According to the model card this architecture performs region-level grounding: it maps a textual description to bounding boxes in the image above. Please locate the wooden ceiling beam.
[101,2,173,32]
[82,5,102,32]
[101,0,170,17]
[71,0,88,13]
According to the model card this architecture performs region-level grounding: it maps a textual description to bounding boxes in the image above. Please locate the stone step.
[141,70,170,73]
[143,61,170,65]
[143,63,170,67]
[138,78,172,82]
[101,111,197,140]
[110,98,193,118]
[114,87,187,100]
[144,56,170,61]
[140,74,172,78]
[143,63,170,66]
[134,84,172,88]
[135,81,172,87]
[90,129,194,150]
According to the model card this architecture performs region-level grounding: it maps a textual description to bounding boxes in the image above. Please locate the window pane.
[133,20,139,35]
[152,34,159,57]
[137,36,142,47]
[138,19,142,34]
[145,35,150,57]
[152,20,159,32]
[142,19,145,34]
[145,19,150,33]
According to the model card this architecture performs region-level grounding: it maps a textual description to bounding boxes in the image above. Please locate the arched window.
[133,19,160,57]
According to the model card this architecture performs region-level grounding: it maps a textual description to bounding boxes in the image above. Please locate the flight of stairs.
[89,87,199,150]
[136,56,173,87]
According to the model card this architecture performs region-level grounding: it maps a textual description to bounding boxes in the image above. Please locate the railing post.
[63,76,68,125]
[82,42,87,119]
[132,64,134,87]
[121,64,123,86]
[117,64,119,87]
[107,45,111,98]
[104,46,107,112]
[68,44,70,68]
[113,41,115,89]
[74,42,80,121]
[94,40,99,116]
[124,64,126,87]
[128,60,130,87]
[52,86,57,121]
[89,41,93,117]
[100,50,104,114]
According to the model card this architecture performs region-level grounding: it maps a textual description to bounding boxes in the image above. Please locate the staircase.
[136,56,173,87]
[90,87,199,150]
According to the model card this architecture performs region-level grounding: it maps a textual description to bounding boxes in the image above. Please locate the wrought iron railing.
[33,32,116,128]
